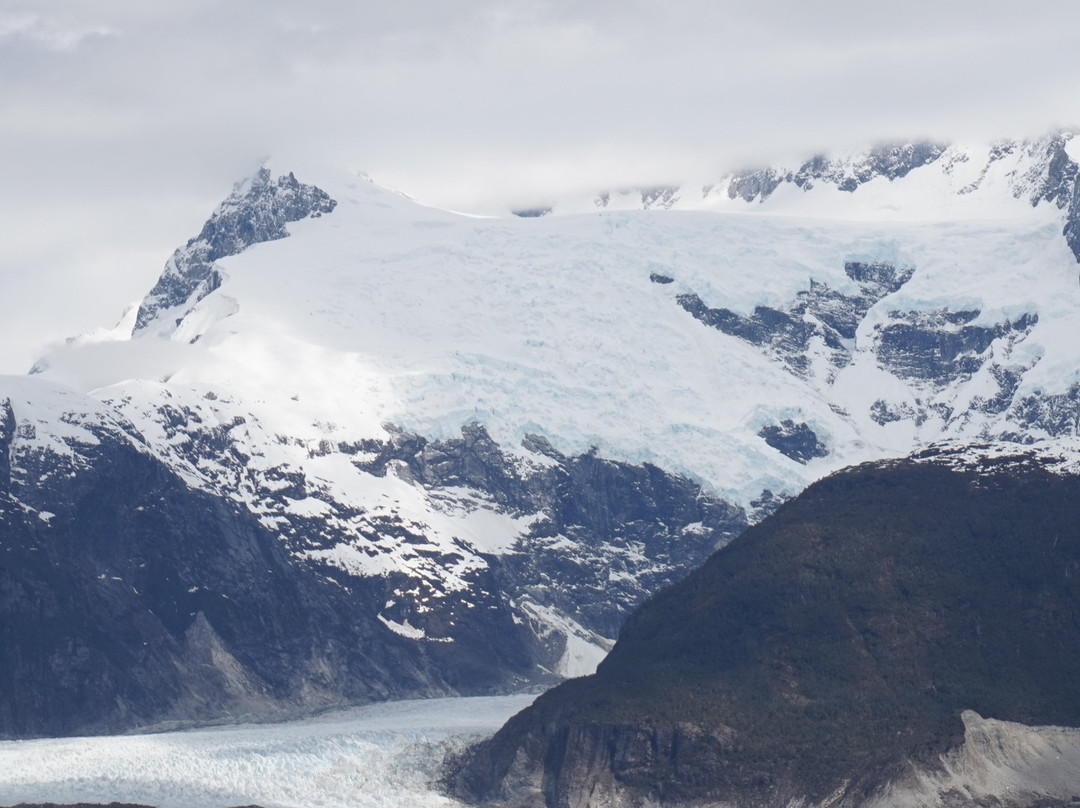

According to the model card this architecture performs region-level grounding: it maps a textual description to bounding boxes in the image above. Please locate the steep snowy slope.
[37,138,1080,498]
[11,131,1080,734]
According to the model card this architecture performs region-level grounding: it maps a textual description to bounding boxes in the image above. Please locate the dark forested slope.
[450,456,1080,807]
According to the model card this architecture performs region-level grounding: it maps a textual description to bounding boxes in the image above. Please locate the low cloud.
[0,11,115,51]
[3,0,1080,372]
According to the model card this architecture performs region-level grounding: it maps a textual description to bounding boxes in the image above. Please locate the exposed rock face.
[871,711,1080,808]
[727,141,949,202]
[0,411,453,737]
[448,457,1080,808]
[640,187,680,209]
[0,398,14,487]
[675,260,915,378]
[874,310,1038,385]
[115,392,746,670]
[592,187,681,210]
[664,252,1059,447]
[1023,133,1079,209]
[1008,383,1080,439]
[758,419,828,463]
[1066,186,1080,264]
[133,169,336,333]
[676,261,1038,404]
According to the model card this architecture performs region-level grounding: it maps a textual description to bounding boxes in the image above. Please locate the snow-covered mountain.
[6,130,1080,735]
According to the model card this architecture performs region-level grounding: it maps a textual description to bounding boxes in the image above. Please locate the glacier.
[0,694,536,808]
[33,134,1080,506]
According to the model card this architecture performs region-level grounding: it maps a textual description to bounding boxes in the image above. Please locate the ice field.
[0,694,537,808]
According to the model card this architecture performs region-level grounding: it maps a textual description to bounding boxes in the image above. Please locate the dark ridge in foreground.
[447,458,1080,807]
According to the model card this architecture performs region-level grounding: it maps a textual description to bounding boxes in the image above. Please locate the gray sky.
[3,0,1080,374]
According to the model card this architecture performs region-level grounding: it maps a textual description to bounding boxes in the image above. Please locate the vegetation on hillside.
[452,459,1080,805]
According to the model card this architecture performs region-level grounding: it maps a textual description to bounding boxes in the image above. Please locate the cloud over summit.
[2,0,1080,371]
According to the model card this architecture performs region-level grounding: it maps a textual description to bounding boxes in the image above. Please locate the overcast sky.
[3,0,1080,375]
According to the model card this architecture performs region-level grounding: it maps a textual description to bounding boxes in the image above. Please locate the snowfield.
[33,146,1080,508]
[0,694,536,808]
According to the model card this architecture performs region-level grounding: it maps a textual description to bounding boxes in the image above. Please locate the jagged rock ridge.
[727,141,949,201]
[725,133,1080,264]
[675,260,914,377]
[133,168,336,333]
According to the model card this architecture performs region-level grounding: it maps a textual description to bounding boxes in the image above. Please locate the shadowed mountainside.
[448,456,1080,807]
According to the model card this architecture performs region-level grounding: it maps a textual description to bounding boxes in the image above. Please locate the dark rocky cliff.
[0,416,478,738]
[448,456,1080,807]
[0,388,743,738]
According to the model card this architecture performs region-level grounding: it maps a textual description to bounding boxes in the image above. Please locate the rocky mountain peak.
[133,168,337,335]
[727,140,950,203]
[725,131,1080,264]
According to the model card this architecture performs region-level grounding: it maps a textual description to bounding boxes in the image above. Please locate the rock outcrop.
[133,168,336,334]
